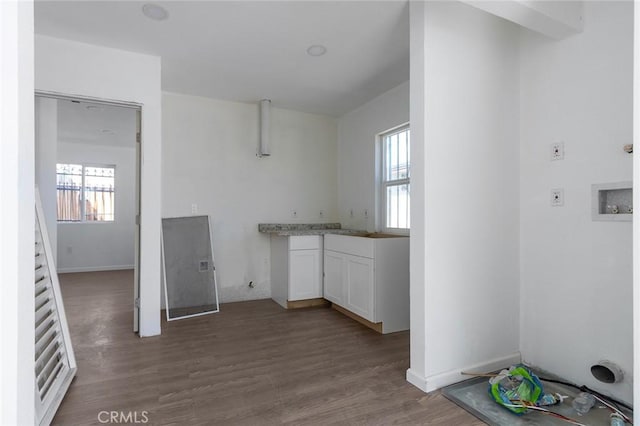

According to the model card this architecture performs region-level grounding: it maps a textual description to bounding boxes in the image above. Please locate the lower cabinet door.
[345,254,375,321]
[323,250,345,305]
[289,249,321,301]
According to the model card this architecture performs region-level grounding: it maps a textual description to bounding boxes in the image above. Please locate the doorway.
[35,93,142,333]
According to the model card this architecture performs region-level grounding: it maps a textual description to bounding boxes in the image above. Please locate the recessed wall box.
[592,182,632,222]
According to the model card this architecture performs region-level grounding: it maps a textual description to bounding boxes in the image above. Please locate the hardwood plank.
[53,270,485,425]
[286,298,330,309]
[332,303,384,334]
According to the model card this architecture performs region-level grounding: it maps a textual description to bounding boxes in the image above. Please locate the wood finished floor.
[53,270,484,425]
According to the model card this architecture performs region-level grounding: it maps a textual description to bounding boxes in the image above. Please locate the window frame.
[56,162,116,224]
[378,124,410,235]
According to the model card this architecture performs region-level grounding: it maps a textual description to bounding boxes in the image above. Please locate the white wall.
[634,0,640,419]
[162,92,338,302]
[463,0,584,39]
[35,35,162,337]
[57,142,136,273]
[35,96,58,264]
[0,1,35,424]
[408,1,521,392]
[337,81,409,231]
[520,0,633,403]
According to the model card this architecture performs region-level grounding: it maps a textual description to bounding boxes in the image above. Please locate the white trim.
[167,309,218,322]
[35,90,141,110]
[57,265,134,274]
[418,352,522,393]
[374,134,383,232]
[406,368,428,392]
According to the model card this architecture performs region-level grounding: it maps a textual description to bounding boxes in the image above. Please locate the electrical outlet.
[191,203,198,214]
[364,209,369,218]
[319,210,324,218]
[551,142,564,161]
[350,209,354,218]
[292,210,298,218]
[551,189,564,206]
[199,260,210,272]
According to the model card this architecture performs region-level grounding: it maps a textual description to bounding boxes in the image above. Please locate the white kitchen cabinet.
[323,249,345,305]
[324,234,409,333]
[289,249,322,301]
[271,235,323,309]
[344,254,374,320]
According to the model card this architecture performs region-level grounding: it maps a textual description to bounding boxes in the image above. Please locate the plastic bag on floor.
[489,364,544,415]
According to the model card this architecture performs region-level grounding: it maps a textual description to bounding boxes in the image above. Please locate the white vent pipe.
[258,99,271,157]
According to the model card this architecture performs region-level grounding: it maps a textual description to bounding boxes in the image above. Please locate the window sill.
[380,228,410,236]
[57,221,117,225]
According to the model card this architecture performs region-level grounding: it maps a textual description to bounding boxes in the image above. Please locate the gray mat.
[442,371,630,425]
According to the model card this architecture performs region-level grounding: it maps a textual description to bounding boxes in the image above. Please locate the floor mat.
[442,370,631,425]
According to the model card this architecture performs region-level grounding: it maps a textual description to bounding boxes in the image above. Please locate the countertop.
[258,223,367,237]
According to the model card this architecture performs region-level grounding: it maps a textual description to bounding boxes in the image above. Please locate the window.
[56,163,115,222]
[380,125,410,231]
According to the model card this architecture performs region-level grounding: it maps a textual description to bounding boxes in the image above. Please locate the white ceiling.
[35,1,410,117]
[57,99,137,147]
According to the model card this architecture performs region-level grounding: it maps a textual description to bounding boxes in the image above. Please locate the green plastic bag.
[489,364,544,415]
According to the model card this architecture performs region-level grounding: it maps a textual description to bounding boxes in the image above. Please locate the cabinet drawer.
[289,235,321,250]
[324,234,373,259]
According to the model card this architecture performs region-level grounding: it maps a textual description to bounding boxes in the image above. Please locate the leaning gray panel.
[162,215,219,320]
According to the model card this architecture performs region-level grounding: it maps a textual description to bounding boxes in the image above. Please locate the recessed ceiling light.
[307,45,327,57]
[101,129,114,135]
[86,105,103,111]
[142,3,169,21]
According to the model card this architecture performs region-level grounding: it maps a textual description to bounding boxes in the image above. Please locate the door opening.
[34,92,142,334]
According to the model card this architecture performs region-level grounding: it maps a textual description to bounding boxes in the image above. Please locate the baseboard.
[424,352,522,392]
[57,265,134,274]
[406,368,428,392]
[406,352,522,393]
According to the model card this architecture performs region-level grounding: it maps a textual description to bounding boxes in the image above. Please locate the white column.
[0,1,35,424]
[406,0,428,392]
